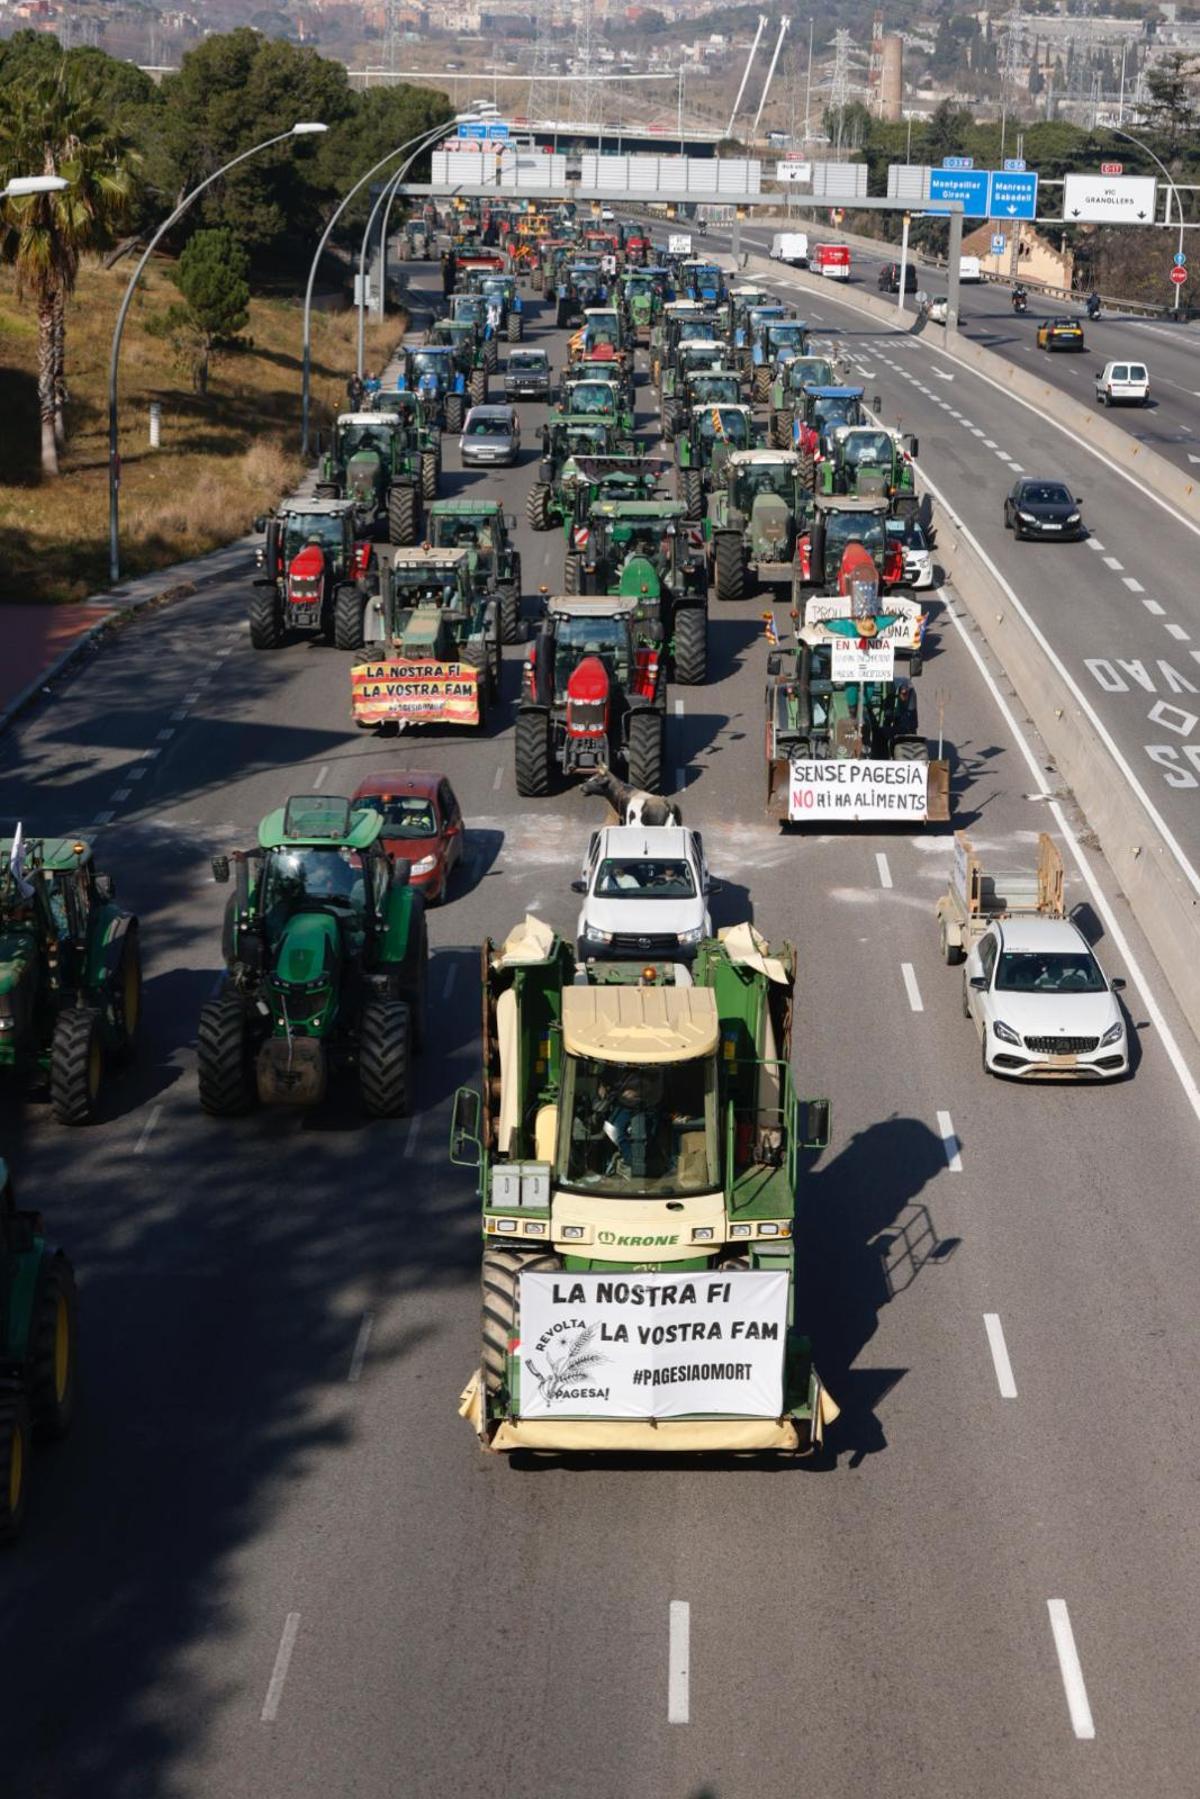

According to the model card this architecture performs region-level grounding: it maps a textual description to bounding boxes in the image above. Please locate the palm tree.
[0,64,138,476]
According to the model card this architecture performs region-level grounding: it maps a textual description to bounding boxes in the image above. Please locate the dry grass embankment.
[0,257,404,603]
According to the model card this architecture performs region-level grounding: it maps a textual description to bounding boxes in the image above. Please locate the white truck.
[958,255,982,283]
[770,232,809,267]
[573,825,713,962]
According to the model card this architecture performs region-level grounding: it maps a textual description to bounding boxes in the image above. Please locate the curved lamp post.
[1102,126,1188,315]
[355,116,455,379]
[301,114,461,456]
[107,122,328,586]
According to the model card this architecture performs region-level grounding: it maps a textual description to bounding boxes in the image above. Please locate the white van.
[770,232,809,266]
[958,255,982,283]
[1096,360,1150,407]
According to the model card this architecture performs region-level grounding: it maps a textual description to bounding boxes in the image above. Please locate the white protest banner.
[789,757,929,822]
[830,640,896,682]
[806,596,923,653]
[518,1270,788,1420]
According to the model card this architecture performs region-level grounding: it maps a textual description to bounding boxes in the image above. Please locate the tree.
[153,228,251,394]
[1142,50,1200,154]
[0,61,138,475]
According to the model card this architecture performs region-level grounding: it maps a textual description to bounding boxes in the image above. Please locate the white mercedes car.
[885,517,935,589]
[963,914,1128,1080]
[573,826,713,963]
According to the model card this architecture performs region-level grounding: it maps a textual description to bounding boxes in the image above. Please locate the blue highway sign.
[929,168,991,216]
[989,169,1038,220]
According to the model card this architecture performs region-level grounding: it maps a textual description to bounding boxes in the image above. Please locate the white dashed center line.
[875,852,892,889]
[668,1601,690,1724]
[1102,556,1123,571]
[442,962,458,1000]
[347,1310,374,1383]
[1047,1600,1095,1740]
[983,1313,1018,1398]
[405,1114,421,1156]
[1122,577,1144,593]
[1085,539,1106,553]
[261,1613,302,1723]
[1165,622,1191,641]
[936,1109,963,1172]
[492,765,504,790]
[133,1104,162,1156]
[1143,600,1166,616]
[901,963,924,1013]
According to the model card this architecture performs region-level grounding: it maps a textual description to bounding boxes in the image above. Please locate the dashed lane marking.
[405,1114,421,1157]
[492,765,504,790]
[1085,539,1105,553]
[312,763,329,790]
[442,962,457,1000]
[1143,600,1166,616]
[937,1109,963,1172]
[261,1613,301,1723]
[111,788,131,803]
[347,1311,374,1384]
[901,963,924,1013]
[1122,577,1145,593]
[91,810,114,827]
[1102,556,1124,571]
[875,852,892,889]
[668,1601,690,1725]
[157,728,175,744]
[1165,622,1191,641]
[674,698,685,717]
[983,1313,1018,1398]
[1047,1600,1096,1741]
[133,1104,162,1156]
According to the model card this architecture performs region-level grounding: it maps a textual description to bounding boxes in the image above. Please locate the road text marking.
[983,1313,1018,1398]
[1047,1600,1095,1740]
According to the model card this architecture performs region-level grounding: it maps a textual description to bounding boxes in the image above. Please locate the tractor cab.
[685,371,742,409]
[368,547,476,653]
[776,354,836,398]
[795,494,900,590]
[545,600,635,706]
[795,386,867,457]
[735,303,788,353]
[558,377,623,419]
[675,339,725,380]
[267,499,364,621]
[327,416,401,511]
[678,259,724,303]
[756,319,811,369]
[579,307,624,352]
[450,292,493,336]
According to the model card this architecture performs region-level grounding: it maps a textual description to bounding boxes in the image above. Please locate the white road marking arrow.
[1188,454,1200,465]
[931,368,954,381]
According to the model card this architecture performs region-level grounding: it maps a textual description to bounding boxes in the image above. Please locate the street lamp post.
[106,122,327,587]
[1103,125,1187,315]
[356,116,456,379]
[301,117,461,458]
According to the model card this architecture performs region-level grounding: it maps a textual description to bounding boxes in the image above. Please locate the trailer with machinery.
[451,916,834,1454]
[934,830,1064,967]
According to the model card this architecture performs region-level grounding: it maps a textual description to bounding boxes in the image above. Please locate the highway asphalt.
[2,259,1200,1798]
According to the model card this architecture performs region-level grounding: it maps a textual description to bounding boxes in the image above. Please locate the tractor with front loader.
[349,547,500,732]
[251,499,373,651]
[315,414,425,546]
[0,1155,79,1539]
[450,917,834,1456]
[0,833,141,1125]
[568,497,708,684]
[199,795,427,1117]
[708,449,813,603]
[427,499,524,645]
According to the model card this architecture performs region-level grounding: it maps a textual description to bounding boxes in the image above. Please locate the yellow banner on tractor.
[351,660,483,728]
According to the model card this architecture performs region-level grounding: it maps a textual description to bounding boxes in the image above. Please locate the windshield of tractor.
[339,424,394,464]
[595,858,696,898]
[786,359,834,393]
[553,615,631,698]
[354,794,437,837]
[732,462,794,511]
[766,324,807,354]
[283,512,348,561]
[676,318,717,345]
[431,511,496,555]
[697,409,750,447]
[823,513,885,565]
[263,846,362,912]
[679,344,722,375]
[565,382,617,415]
[410,350,448,382]
[390,567,463,608]
[560,1053,718,1196]
[843,431,893,470]
[690,376,740,406]
[811,394,864,432]
[610,519,674,564]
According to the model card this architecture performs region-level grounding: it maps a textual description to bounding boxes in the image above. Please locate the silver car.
[460,404,520,468]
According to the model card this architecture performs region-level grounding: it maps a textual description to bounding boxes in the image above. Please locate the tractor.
[568,497,708,684]
[0,1156,79,1539]
[399,344,469,434]
[649,302,720,389]
[709,449,813,603]
[817,424,920,518]
[792,494,904,598]
[676,402,756,521]
[767,355,837,449]
[468,270,525,342]
[428,316,491,397]
[427,498,524,645]
[399,216,431,259]
[677,257,725,303]
[514,596,667,796]
[660,338,726,436]
[199,795,428,1117]
[526,416,629,533]
[367,388,441,502]
[621,266,669,340]
[349,547,500,730]
[723,283,775,338]
[0,832,141,1124]
[555,260,608,328]
[791,385,867,479]
[730,302,788,372]
[315,413,424,545]
[749,318,811,402]
[251,498,373,651]
[448,293,499,374]
[450,919,833,1456]
[555,373,634,435]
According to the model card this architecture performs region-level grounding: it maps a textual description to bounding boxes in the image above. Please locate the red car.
[351,771,465,904]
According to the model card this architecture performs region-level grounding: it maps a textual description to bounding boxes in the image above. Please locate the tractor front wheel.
[334,584,367,650]
[359,999,412,1118]
[29,1254,78,1442]
[469,370,489,406]
[388,486,418,547]
[515,709,551,797]
[563,551,581,595]
[526,484,551,531]
[0,1396,30,1543]
[482,1245,563,1395]
[50,1008,103,1126]
[680,468,703,523]
[421,451,438,502]
[445,394,464,434]
[626,707,664,792]
[249,588,283,650]
[499,584,521,645]
[714,534,746,603]
[197,995,256,1116]
[674,606,708,685]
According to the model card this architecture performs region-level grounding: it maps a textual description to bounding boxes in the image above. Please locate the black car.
[504,348,553,401]
[878,262,918,294]
[1003,477,1085,542]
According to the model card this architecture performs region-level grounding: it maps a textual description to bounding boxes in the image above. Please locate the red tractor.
[514,596,666,796]
[791,495,903,600]
[251,498,374,651]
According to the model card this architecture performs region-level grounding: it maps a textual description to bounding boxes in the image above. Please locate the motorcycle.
[1086,294,1101,320]
[1012,291,1028,315]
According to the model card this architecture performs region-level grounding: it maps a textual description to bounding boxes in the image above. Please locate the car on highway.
[350,772,465,905]
[885,516,935,589]
[504,347,553,401]
[963,914,1128,1080]
[460,403,520,468]
[1036,318,1086,352]
[1095,359,1150,407]
[1002,477,1084,542]
[878,262,918,294]
[572,825,713,962]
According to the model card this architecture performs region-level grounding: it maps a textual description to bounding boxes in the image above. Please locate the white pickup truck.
[573,825,713,962]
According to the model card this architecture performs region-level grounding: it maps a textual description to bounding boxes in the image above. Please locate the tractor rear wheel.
[499,584,521,645]
[388,486,418,547]
[680,467,703,522]
[112,923,142,1060]
[514,709,551,797]
[470,370,488,406]
[798,449,816,492]
[421,451,438,502]
[0,1396,30,1543]
[197,995,256,1116]
[334,584,366,650]
[714,534,746,603]
[249,588,283,650]
[674,606,708,685]
[526,484,551,531]
[626,707,664,792]
[445,394,464,434]
[482,1245,563,1395]
[29,1254,77,1442]
[359,999,412,1118]
[662,403,678,443]
[50,1008,103,1126]
[506,313,521,342]
[484,342,498,375]
[563,551,581,594]
[753,366,772,403]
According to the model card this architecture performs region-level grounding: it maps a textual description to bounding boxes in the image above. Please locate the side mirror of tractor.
[93,873,115,903]
[211,855,230,884]
[903,435,919,460]
[253,515,266,534]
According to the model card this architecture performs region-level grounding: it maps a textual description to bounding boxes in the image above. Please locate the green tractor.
[350,547,501,731]
[676,402,756,521]
[427,317,490,402]
[199,795,428,1117]
[817,424,920,518]
[526,416,629,533]
[659,339,726,437]
[0,1155,79,1539]
[708,449,813,603]
[450,918,833,1456]
[648,301,720,388]
[316,413,424,545]
[620,265,668,340]
[0,833,141,1124]
[367,388,441,502]
[767,355,837,449]
[555,373,634,435]
[569,497,708,683]
[662,362,743,445]
[427,498,524,645]
[447,295,499,374]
